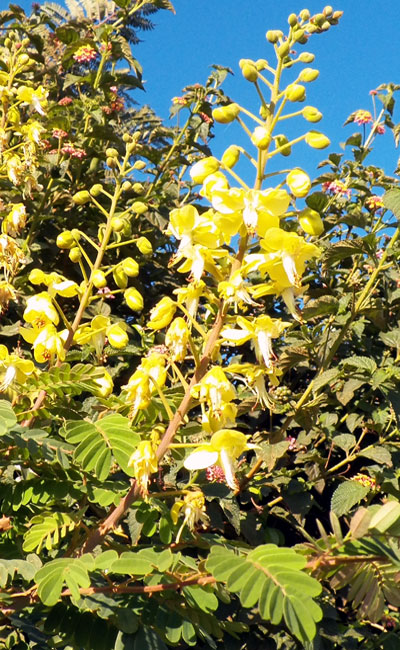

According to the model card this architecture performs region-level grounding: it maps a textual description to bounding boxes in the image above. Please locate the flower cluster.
[73,45,98,64]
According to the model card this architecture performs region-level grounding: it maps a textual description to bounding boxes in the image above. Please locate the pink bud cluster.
[52,129,68,139]
[365,195,384,211]
[322,180,351,198]
[73,45,98,64]
[58,97,73,106]
[353,109,373,125]
[206,465,226,483]
[351,473,376,489]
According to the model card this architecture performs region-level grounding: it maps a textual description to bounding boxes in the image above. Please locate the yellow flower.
[20,324,68,363]
[222,314,291,368]
[0,281,16,306]
[123,352,167,419]
[2,203,26,237]
[0,345,35,392]
[93,370,114,397]
[191,366,236,412]
[174,280,206,319]
[22,120,45,144]
[210,187,290,236]
[124,287,144,311]
[74,315,128,352]
[0,234,26,271]
[245,227,321,288]
[23,292,59,328]
[200,171,229,201]
[147,296,176,331]
[128,440,158,494]
[6,155,24,185]
[218,270,260,309]
[29,269,80,298]
[184,430,256,490]
[172,491,208,542]
[165,317,189,362]
[228,362,283,408]
[106,323,128,349]
[286,169,311,198]
[17,85,48,116]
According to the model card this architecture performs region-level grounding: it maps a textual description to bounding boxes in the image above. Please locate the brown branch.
[60,574,215,598]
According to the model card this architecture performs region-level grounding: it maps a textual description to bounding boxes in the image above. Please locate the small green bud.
[255,58,269,71]
[320,21,331,31]
[299,67,320,82]
[221,145,240,169]
[302,106,322,123]
[113,266,128,290]
[133,160,146,170]
[259,105,270,120]
[241,62,258,82]
[90,183,103,197]
[18,53,30,65]
[72,190,91,205]
[89,157,99,173]
[92,270,107,289]
[121,181,132,192]
[105,147,119,158]
[299,52,315,63]
[277,41,291,59]
[266,30,282,43]
[293,29,306,43]
[275,134,292,157]
[56,230,75,249]
[298,207,324,236]
[106,157,117,168]
[323,5,333,16]
[288,13,298,26]
[122,133,132,143]
[122,257,139,277]
[4,38,12,49]
[69,247,82,263]
[212,103,240,124]
[71,229,81,241]
[299,9,310,20]
[111,217,125,232]
[305,130,331,149]
[132,201,148,215]
[312,13,326,26]
[285,83,306,102]
[132,182,144,193]
[136,236,153,255]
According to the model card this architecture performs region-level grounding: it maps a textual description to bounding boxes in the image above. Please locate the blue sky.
[14,1,400,184]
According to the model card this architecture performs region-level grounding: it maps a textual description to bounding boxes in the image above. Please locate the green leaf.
[206,544,322,644]
[359,445,392,466]
[35,558,91,606]
[333,434,356,452]
[369,501,400,533]
[312,368,341,393]
[340,356,377,374]
[61,414,139,480]
[383,188,400,219]
[0,399,17,435]
[23,512,77,553]
[331,482,370,516]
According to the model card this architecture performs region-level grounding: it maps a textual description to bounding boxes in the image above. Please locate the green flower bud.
[299,9,310,20]
[259,105,270,120]
[4,38,12,49]
[90,183,103,197]
[299,52,315,63]
[71,229,81,241]
[320,21,331,31]
[105,147,119,158]
[121,181,132,192]
[56,230,75,249]
[125,287,144,311]
[299,68,319,82]
[266,30,282,43]
[277,41,290,58]
[18,53,30,65]
[323,5,333,16]
[251,126,271,150]
[275,134,292,157]
[288,13,298,26]
[286,168,311,198]
[305,130,331,149]
[136,236,153,255]
[122,133,132,143]
[132,201,148,215]
[255,58,269,71]
[293,29,307,43]
[113,266,128,290]
[92,270,107,289]
[133,160,146,170]
[122,257,139,277]
[111,217,125,232]
[106,157,117,168]
[212,103,240,124]
[69,247,82,263]
[221,145,240,169]
[302,106,323,123]
[313,13,326,26]
[132,182,144,193]
[241,62,258,82]
[285,84,306,102]
[72,190,91,205]
[89,157,99,173]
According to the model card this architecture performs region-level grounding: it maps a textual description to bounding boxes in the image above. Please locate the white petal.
[184,450,218,471]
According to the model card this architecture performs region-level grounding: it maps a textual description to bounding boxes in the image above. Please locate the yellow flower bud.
[106,157,117,168]
[122,257,139,277]
[299,9,310,20]
[107,323,128,349]
[92,270,107,288]
[56,230,75,249]
[302,106,323,123]
[189,157,220,184]
[121,181,132,191]
[298,208,324,236]
[286,169,312,198]
[72,190,91,205]
[69,247,82,263]
[255,59,269,71]
[266,30,282,43]
[125,287,144,311]
[71,229,81,241]
[299,52,315,63]
[113,266,128,289]
[221,145,240,169]
[305,130,331,149]
[212,103,240,124]
[133,161,146,170]
[251,126,271,150]
[136,237,153,255]
[274,134,291,157]
[122,133,132,143]
[241,62,258,82]
[132,201,147,215]
[285,83,306,102]
[147,296,176,330]
[277,41,290,58]
[293,29,307,44]
[288,13,298,26]
[111,217,125,232]
[323,5,333,16]
[90,184,103,197]
[93,370,113,398]
[299,68,320,83]
[105,147,119,158]
[132,182,144,193]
